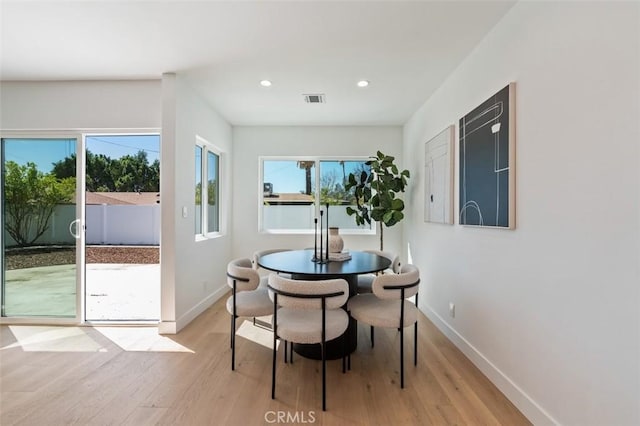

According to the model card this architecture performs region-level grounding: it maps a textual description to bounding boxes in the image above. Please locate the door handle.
[69,219,81,239]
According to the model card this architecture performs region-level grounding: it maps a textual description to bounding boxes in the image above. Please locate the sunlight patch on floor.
[2,326,107,352]
[236,319,277,350]
[95,327,194,353]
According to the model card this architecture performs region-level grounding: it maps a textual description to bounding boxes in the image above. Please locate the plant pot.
[328,227,344,253]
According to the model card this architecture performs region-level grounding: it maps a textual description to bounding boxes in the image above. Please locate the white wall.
[232,126,403,258]
[160,74,233,333]
[404,2,639,425]
[0,80,161,129]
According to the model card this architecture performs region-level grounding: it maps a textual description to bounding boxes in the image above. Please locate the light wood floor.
[0,295,530,425]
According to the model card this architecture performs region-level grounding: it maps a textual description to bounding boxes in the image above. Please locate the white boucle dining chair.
[348,264,420,389]
[356,250,402,294]
[226,257,273,371]
[252,248,293,284]
[268,273,349,411]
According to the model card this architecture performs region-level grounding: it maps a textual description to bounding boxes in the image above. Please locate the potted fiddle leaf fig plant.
[345,150,410,250]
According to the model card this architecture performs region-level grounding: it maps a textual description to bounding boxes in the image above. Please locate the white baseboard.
[160,285,228,335]
[422,305,558,426]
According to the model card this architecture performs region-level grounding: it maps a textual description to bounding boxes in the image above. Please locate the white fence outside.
[86,205,160,245]
[262,204,371,231]
[4,204,160,247]
[4,205,76,246]
[5,203,371,246]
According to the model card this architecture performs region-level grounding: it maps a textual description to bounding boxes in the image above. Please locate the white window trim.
[196,136,224,240]
[258,155,375,235]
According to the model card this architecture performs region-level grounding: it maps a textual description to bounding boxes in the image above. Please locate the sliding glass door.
[1,137,82,319]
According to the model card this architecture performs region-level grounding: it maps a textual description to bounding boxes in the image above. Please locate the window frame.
[195,136,224,240]
[258,156,375,235]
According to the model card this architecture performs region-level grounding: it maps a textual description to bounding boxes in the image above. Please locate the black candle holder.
[312,218,319,262]
[325,203,330,260]
[312,208,329,263]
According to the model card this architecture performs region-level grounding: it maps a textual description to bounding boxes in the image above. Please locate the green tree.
[4,161,76,246]
[195,182,202,205]
[87,152,115,191]
[207,178,217,206]
[51,149,159,192]
[50,152,76,179]
[111,151,146,192]
[148,159,160,192]
[195,180,216,206]
[320,169,349,205]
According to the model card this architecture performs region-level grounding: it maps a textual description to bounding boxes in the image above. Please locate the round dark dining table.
[257,249,391,360]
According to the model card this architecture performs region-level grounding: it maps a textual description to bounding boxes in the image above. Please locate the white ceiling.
[0,1,515,126]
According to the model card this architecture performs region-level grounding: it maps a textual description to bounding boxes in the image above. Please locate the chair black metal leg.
[230,314,233,349]
[400,327,404,389]
[371,326,375,348]
[414,322,418,366]
[231,283,237,371]
[322,341,326,411]
[415,293,419,366]
[272,337,277,400]
[231,315,236,371]
[342,333,346,374]
[272,294,278,400]
[290,341,293,363]
[284,341,287,363]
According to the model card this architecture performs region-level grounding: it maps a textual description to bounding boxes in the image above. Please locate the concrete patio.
[4,264,160,320]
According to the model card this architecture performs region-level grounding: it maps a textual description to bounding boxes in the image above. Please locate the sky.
[264,160,366,193]
[87,135,160,164]
[3,135,160,173]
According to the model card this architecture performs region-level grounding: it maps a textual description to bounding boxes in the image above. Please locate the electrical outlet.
[449,303,455,318]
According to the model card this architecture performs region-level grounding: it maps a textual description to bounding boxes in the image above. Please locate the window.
[207,151,219,233]
[195,146,202,234]
[195,137,222,238]
[260,157,371,233]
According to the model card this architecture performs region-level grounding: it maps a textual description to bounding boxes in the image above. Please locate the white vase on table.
[328,227,344,253]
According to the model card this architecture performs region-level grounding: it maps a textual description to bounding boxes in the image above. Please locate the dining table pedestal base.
[292,317,357,360]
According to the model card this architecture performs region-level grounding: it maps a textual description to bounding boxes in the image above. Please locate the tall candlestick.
[319,210,324,262]
[325,203,330,260]
[313,218,318,261]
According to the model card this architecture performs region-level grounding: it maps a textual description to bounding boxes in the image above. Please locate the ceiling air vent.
[303,94,325,104]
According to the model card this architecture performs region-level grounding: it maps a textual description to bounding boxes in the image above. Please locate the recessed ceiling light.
[260,80,272,87]
[357,80,369,88]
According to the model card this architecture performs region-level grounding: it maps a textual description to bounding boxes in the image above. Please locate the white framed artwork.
[424,125,455,224]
